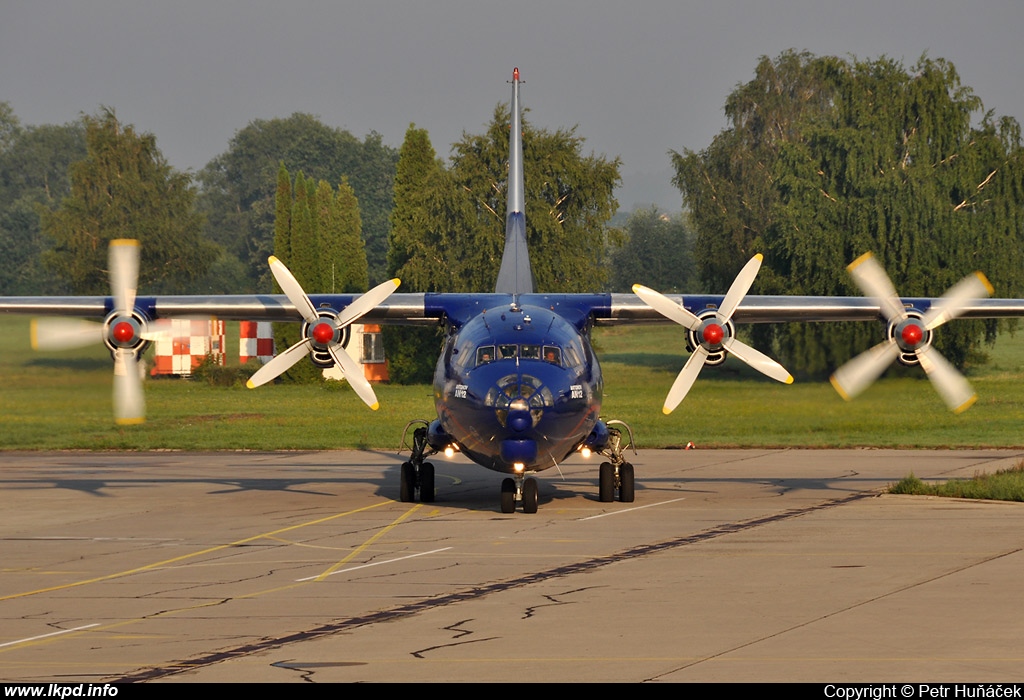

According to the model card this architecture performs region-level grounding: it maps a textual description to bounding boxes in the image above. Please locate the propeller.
[829,252,993,413]
[633,253,793,414]
[246,255,400,410]
[31,239,152,424]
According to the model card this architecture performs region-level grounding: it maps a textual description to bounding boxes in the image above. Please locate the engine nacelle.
[102,309,151,358]
[302,310,351,367]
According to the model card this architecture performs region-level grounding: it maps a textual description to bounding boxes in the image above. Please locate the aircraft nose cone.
[507,398,532,432]
[508,409,532,432]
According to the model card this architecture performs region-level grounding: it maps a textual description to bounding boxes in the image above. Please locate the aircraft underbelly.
[438,399,598,474]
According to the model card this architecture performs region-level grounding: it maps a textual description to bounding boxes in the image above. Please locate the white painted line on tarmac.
[0,623,99,649]
[295,547,453,581]
[580,497,687,520]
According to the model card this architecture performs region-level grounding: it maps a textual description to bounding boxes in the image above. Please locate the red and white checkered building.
[239,321,275,365]
[151,319,226,375]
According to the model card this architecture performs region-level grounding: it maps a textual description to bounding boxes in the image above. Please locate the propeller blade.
[846,252,908,324]
[109,239,140,316]
[916,347,977,413]
[921,271,994,331]
[334,278,401,328]
[268,256,319,323]
[246,338,312,388]
[30,318,103,351]
[663,346,709,414]
[721,337,794,384]
[326,343,380,410]
[829,341,901,401]
[631,284,702,330]
[717,254,762,323]
[112,349,145,425]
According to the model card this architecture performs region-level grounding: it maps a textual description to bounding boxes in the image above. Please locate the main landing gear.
[500,474,539,514]
[596,420,637,503]
[398,420,436,503]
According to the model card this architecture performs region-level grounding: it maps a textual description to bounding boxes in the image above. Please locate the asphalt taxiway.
[2,448,1023,683]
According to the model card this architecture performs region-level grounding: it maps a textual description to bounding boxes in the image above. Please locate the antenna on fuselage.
[494,67,534,297]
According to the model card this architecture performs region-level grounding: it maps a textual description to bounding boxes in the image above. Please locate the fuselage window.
[476,345,495,366]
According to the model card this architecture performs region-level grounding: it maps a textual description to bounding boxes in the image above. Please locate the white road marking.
[1,623,99,649]
[295,547,453,581]
[580,497,687,520]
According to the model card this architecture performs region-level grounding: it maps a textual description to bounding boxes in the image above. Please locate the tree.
[673,51,1024,374]
[198,114,397,288]
[383,125,450,383]
[328,177,368,293]
[42,109,212,294]
[383,113,621,383]
[446,105,621,292]
[0,110,86,294]
[609,208,700,293]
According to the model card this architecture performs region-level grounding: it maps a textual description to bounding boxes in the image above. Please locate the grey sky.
[2,1,1022,212]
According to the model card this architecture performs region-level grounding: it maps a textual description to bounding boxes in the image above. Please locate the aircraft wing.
[4,292,1024,326]
[603,293,1024,324]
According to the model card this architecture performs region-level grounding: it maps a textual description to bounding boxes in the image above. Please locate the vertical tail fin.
[494,67,534,295]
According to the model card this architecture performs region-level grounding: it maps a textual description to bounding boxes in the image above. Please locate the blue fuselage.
[433,302,603,474]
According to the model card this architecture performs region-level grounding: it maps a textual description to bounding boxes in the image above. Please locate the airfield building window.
[543,346,561,365]
[361,330,385,364]
[476,345,495,366]
[520,344,541,360]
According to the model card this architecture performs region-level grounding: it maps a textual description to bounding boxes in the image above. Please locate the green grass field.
[2,316,1023,450]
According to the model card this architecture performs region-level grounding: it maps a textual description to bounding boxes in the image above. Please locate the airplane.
[4,67,1024,513]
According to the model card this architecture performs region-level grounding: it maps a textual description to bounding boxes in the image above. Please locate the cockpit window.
[520,344,541,360]
[498,344,518,359]
[543,346,561,365]
[476,345,495,365]
[563,339,584,369]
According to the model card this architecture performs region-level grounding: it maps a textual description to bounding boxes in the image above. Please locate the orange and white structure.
[151,319,226,376]
[239,321,275,365]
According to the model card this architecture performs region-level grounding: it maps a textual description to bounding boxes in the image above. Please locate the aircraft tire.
[599,462,615,502]
[522,477,538,514]
[400,462,415,502]
[500,478,516,513]
[619,462,635,503]
[420,462,435,503]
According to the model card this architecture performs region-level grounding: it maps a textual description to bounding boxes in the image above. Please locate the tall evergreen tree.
[288,171,319,291]
[271,162,292,293]
[332,176,368,293]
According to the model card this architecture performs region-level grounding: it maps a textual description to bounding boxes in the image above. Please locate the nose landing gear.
[501,474,539,514]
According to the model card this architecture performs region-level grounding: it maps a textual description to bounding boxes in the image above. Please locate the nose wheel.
[500,475,539,514]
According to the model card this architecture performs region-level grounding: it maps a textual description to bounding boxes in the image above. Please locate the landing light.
[444,444,458,459]
[513,462,525,473]
[580,446,592,459]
